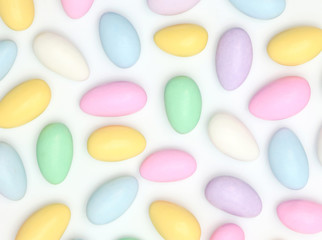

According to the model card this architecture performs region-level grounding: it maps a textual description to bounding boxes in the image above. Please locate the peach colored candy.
[210,223,245,240]
[61,0,94,19]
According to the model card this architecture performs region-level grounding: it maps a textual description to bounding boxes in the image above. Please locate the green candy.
[164,76,202,134]
[37,123,73,184]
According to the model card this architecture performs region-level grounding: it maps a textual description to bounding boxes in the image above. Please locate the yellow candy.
[0,79,51,128]
[0,0,34,31]
[154,24,208,57]
[87,125,146,162]
[149,200,201,240]
[15,203,71,240]
[267,26,322,66]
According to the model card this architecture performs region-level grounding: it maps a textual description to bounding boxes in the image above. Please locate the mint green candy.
[37,123,73,184]
[164,76,202,134]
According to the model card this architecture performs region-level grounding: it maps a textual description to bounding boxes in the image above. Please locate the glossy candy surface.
[0,40,17,80]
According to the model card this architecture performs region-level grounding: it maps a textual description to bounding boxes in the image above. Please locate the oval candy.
[210,223,245,240]
[147,0,200,15]
[37,123,73,184]
[87,125,146,162]
[317,126,322,164]
[277,199,322,234]
[149,200,201,240]
[140,149,197,182]
[80,81,147,117]
[205,176,262,217]
[249,76,310,120]
[164,76,202,134]
[61,0,94,19]
[0,0,34,30]
[0,40,17,80]
[229,0,286,20]
[86,176,138,225]
[0,79,51,128]
[267,26,322,66]
[269,128,308,190]
[33,32,89,81]
[15,203,71,240]
[154,24,208,57]
[99,12,140,68]
[216,28,252,90]
[0,142,27,200]
[208,113,259,161]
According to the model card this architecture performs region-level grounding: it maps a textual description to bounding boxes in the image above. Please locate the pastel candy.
[86,176,138,225]
[216,28,252,90]
[0,142,27,200]
[164,76,202,134]
[229,0,286,19]
[99,12,140,68]
[149,200,201,240]
[0,0,34,30]
[0,40,17,80]
[205,176,262,217]
[277,200,322,234]
[147,0,200,15]
[208,113,259,161]
[317,126,322,164]
[269,128,308,190]
[267,26,322,66]
[61,0,94,19]
[140,149,197,182]
[0,79,51,128]
[210,223,245,240]
[80,81,147,117]
[15,203,71,240]
[249,76,310,120]
[33,32,89,81]
[154,24,208,57]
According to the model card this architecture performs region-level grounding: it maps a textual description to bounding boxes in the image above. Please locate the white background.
[0,0,322,239]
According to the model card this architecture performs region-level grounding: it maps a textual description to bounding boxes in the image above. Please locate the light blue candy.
[268,128,308,190]
[99,12,140,68]
[0,40,17,80]
[0,142,27,200]
[86,176,138,225]
[229,0,286,20]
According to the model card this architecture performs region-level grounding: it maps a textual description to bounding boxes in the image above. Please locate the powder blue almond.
[86,176,138,225]
[99,12,140,68]
[229,0,286,20]
[0,40,17,80]
[0,142,27,200]
[268,128,309,190]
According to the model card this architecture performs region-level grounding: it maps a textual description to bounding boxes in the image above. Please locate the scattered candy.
[0,40,17,80]
[86,176,138,225]
[0,79,51,128]
[61,0,94,19]
[149,200,201,240]
[210,223,245,240]
[147,0,200,15]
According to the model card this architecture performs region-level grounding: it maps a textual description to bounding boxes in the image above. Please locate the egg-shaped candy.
[61,0,94,19]
[147,0,200,15]
[210,223,245,240]
[0,40,17,80]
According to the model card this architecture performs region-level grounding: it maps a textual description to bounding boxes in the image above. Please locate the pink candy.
[61,0,94,19]
[210,223,245,240]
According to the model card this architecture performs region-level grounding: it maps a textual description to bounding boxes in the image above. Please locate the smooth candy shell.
[147,0,200,15]
[80,81,147,117]
[277,200,322,234]
[37,123,73,184]
[267,26,322,66]
[0,79,51,128]
[0,142,26,200]
[149,200,201,240]
[317,126,322,164]
[205,176,262,217]
[33,32,89,81]
[249,76,310,120]
[154,24,208,57]
[210,223,245,240]
[15,203,71,240]
[164,76,202,134]
[86,176,138,225]
[216,28,252,90]
[229,0,286,19]
[99,12,140,68]
[0,0,34,30]
[0,40,17,80]
[61,0,94,19]
[140,149,197,182]
[208,113,259,161]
